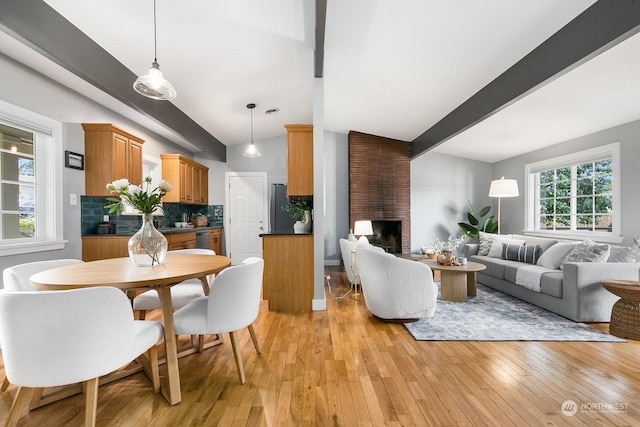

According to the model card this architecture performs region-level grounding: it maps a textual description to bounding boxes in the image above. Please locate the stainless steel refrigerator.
[270,184,296,233]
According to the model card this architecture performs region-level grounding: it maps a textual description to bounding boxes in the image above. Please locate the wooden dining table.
[30,252,231,406]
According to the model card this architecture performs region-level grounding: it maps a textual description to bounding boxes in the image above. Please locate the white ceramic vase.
[293,221,306,234]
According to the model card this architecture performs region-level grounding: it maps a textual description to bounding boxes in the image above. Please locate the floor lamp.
[488,177,519,235]
[351,220,373,300]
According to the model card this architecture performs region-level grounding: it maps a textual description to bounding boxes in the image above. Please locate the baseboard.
[312,297,326,311]
[324,259,340,266]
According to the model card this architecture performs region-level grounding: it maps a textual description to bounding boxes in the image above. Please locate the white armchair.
[356,242,438,322]
[0,287,163,427]
[173,257,264,384]
[133,248,217,319]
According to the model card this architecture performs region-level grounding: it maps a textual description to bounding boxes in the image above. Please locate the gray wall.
[0,53,192,284]
[494,118,640,246]
[411,151,493,256]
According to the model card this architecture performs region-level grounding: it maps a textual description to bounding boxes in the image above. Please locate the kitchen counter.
[259,231,312,237]
[84,225,222,237]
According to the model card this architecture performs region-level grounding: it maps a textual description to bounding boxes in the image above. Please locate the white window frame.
[523,142,622,243]
[0,100,66,256]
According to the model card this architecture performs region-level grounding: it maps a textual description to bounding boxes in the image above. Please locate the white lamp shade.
[488,177,519,198]
[354,220,373,236]
[243,143,262,158]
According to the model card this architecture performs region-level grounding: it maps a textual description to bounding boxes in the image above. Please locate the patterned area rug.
[405,284,624,342]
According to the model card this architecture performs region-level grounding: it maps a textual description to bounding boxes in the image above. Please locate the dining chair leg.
[247,324,261,354]
[148,345,160,393]
[85,378,99,427]
[228,331,246,385]
[6,386,34,427]
[1,376,9,391]
[137,310,147,320]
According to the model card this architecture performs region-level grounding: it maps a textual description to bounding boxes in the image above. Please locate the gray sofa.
[464,234,640,322]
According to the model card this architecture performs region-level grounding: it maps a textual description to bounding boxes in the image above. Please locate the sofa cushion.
[488,237,525,258]
[502,243,542,264]
[540,271,563,298]
[536,242,578,270]
[471,255,511,280]
[607,246,640,263]
[511,234,559,254]
[503,261,533,283]
[560,239,610,269]
[478,232,509,256]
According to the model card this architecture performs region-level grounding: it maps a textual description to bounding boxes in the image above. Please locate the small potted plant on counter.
[282,200,310,233]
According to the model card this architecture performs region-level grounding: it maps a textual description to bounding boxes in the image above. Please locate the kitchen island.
[260,232,313,313]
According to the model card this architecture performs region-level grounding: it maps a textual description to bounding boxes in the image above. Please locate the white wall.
[411,151,493,256]
[494,118,640,246]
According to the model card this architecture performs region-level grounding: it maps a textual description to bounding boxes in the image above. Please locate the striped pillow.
[502,243,541,265]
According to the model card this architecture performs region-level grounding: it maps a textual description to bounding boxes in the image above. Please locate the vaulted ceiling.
[1,1,639,163]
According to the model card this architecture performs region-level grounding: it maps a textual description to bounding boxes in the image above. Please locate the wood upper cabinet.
[83,123,144,196]
[285,124,313,196]
[160,154,209,205]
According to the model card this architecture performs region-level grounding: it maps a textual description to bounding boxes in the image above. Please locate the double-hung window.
[0,101,65,255]
[524,142,621,243]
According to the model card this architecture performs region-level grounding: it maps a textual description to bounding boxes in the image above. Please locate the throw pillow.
[536,242,578,270]
[478,232,511,256]
[502,243,542,264]
[560,239,610,269]
[488,237,525,258]
[607,246,640,263]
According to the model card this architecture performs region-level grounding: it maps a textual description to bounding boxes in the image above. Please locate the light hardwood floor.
[2,266,640,426]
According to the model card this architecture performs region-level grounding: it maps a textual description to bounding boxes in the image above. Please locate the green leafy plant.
[457,201,497,240]
[281,199,309,221]
[105,177,172,215]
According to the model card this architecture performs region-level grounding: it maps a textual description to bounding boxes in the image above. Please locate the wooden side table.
[601,280,640,340]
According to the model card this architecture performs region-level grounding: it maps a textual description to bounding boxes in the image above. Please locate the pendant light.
[243,103,262,158]
[133,0,177,100]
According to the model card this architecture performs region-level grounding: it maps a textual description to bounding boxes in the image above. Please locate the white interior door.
[226,173,267,264]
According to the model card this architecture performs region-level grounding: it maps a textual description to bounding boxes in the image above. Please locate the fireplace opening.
[369,220,402,254]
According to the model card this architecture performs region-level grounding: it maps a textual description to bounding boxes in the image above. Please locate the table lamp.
[354,220,373,243]
[488,177,519,235]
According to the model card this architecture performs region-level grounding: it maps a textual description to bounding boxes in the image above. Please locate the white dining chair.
[133,248,217,319]
[1,258,84,391]
[0,287,163,427]
[3,258,84,292]
[173,257,264,384]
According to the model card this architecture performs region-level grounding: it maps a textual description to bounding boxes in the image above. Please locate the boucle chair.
[0,287,163,427]
[133,248,217,319]
[173,257,264,384]
[356,242,438,322]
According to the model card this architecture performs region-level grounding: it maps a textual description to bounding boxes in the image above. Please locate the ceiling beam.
[0,0,227,161]
[411,0,640,159]
[315,0,327,78]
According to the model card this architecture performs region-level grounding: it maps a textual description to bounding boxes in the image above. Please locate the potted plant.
[282,200,310,233]
[457,201,497,241]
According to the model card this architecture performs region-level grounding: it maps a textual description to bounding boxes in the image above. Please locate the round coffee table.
[421,259,486,302]
[601,280,640,340]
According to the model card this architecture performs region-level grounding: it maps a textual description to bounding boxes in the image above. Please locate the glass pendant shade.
[243,103,262,157]
[243,142,262,158]
[133,61,177,100]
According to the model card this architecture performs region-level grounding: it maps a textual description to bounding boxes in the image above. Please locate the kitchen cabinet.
[82,235,129,261]
[209,228,222,255]
[82,123,144,196]
[261,234,313,312]
[166,231,196,250]
[161,154,209,205]
[285,124,313,196]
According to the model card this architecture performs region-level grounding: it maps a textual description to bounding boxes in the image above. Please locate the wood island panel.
[262,234,313,312]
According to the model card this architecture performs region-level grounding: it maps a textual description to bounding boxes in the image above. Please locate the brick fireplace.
[348,131,410,254]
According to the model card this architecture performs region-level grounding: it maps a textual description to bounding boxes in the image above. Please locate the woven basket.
[192,217,207,227]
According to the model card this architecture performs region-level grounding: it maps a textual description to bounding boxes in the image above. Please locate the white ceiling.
[3,0,638,163]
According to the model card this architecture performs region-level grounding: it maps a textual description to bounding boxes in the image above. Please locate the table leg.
[156,286,181,405]
[440,271,467,302]
[466,272,477,297]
